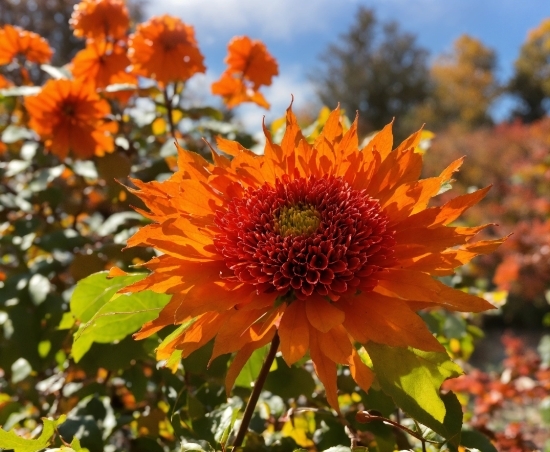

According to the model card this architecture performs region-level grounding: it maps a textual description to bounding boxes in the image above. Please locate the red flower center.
[214,175,396,301]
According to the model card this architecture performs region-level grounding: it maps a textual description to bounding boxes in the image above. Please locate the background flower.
[0,25,53,65]
[71,39,136,89]
[70,0,130,40]
[212,36,278,109]
[128,15,205,87]
[25,78,117,159]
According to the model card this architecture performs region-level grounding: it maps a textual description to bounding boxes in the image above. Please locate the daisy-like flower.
[212,36,278,109]
[0,25,53,66]
[128,15,205,88]
[71,39,136,89]
[123,106,502,411]
[25,79,117,159]
[70,0,129,40]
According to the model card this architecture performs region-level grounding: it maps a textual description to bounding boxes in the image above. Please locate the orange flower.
[0,25,53,65]
[0,74,12,89]
[71,39,136,89]
[123,106,503,411]
[70,0,129,40]
[128,15,205,87]
[25,79,117,159]
[212,36,278,109]
[212,73,270,109]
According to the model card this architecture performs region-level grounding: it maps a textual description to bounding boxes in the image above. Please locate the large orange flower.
[128,15,205,87]
[71,39,136,89]
[212,36,278,109]
[70,0,129,40]
[123,106,503,411]
[0,25,53,65]
[25,79,117,159]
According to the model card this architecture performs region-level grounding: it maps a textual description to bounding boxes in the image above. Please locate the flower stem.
[163,86,177,141]
[232,332,280,449]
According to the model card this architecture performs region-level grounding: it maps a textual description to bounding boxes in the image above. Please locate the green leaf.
[538,335,550,367]
[0,86,41,97]
[70,271,144,322]
[70,271,170,361]
[0,415,66,452]
[460,430,497,452]
[11,358,32,384]
[211,398,242,446]
[364,343,462,430]
[265,357,316,399]
[40,64,71,80]
[235,344,269,388]
[1,126,34,143]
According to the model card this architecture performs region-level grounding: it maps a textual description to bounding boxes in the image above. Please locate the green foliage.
[365,343,462,425]
[69,271,170,361]
[0,415,66,452]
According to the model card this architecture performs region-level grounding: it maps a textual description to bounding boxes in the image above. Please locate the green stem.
[163,85,177,141]
[232,332,280,449]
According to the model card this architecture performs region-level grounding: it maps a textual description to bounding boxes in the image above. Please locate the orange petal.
[341,294,444,352]
[309,325,340,412]
[225,330,276,396]
[349,348,374,393]
[278,301,310,365]
[315,325,354,364]
[394,126,424,153]
[362,121,393,160]
[107,266,128,277]
[305,295,345,333]
[376,268,495,312]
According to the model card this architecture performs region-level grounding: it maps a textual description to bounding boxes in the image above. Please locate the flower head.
[71,39,136,89]
[25,79,117,159]
[124,106,503,410]
[212,36,278,109]
[128,15,205,87]
[0,25,53,65]
[70,0,129,40]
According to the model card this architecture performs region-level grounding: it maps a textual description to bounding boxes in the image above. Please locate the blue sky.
[146,0,550,129]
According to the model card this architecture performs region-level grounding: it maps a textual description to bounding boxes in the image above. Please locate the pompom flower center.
[214,175,396,301]
[274,203,321,238]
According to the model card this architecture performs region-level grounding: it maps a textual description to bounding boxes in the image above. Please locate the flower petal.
[278,301,310,365]
[305,296,345,333]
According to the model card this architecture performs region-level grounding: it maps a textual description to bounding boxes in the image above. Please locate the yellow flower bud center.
[274,203,321,237]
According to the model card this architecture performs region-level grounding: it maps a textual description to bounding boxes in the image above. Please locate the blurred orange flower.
[212,36,278,109]
[128,15,205,87]
[25,79,117,159]
[123,106,503,411]
[212,72,270,109]
[0,74,12,88]
[70,0,129,40]
[0,25,53,65]
[71,39,136,89]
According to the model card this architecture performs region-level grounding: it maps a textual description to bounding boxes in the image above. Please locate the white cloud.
[146,0,345,42]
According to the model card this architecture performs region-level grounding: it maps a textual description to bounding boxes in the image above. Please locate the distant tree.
[311,7,430,136]
[415,34,498,130]
[509,18,550,122]
[0,0,146,66]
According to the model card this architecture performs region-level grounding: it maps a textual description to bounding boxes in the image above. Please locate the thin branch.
[232,332,280,448]
[163,85,177,141]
